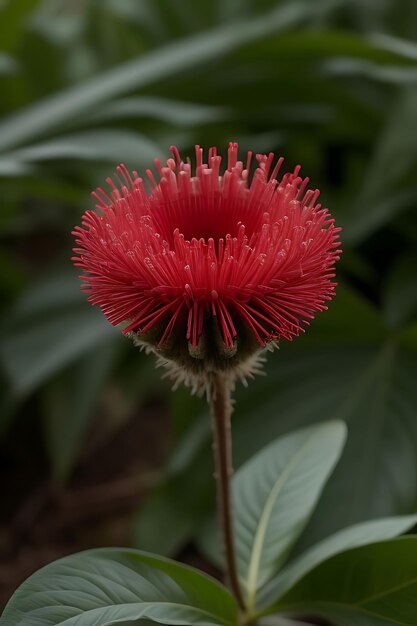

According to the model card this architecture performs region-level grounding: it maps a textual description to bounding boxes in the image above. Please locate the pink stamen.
[73,143,341,348]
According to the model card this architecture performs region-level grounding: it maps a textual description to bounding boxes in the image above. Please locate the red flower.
[73,143,341,383]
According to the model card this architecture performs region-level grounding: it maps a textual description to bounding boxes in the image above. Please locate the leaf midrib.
[244,433,318,607]
[16,600,229,626]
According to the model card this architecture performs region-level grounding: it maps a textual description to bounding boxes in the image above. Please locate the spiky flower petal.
[73,143,341,392]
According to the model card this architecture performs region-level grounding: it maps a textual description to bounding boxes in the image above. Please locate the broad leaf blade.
[233,421,346,608]
[269,537,417,626]
[173,290,417,567]
[0,548,237,626]
[0,1,313,151]
[259,514,417,608]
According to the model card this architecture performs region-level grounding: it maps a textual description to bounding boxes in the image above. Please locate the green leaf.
[383,253,417,328]
[370,33,417,61]
[133,428,214,557]
[0,548,237,626]
[232,343,417,553]
[0,0,322,151]
[2,273,83,317]
[87,96,229,126]
[259,515,417,609]
[323,57,417,84]
[1,307,116,396]
[0,274,117,395]
[297,284,386,345]
[0,158,31,177]
[239,29,417,66]
[359,88,417,201]
[133,483,201,557]
[193,288,417,564]
[269,537,417,626]
[29,0,86,45]
[0,52,17,74]
[9,129,164,166]
[233,421,346,610]
[400,323,417,353]
[41,341,119,481]
[0,0,40,54]
[343,190,417,245]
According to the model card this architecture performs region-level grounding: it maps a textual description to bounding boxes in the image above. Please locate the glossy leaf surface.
[0,548,237,626]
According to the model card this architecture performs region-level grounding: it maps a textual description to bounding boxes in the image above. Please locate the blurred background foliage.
[1,0,417,602]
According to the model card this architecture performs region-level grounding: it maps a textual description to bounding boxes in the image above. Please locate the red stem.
[210,372,245,611]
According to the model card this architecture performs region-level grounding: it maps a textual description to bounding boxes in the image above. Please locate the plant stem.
[210,372,245,611]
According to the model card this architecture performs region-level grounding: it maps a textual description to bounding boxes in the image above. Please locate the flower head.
[73,143,341,393]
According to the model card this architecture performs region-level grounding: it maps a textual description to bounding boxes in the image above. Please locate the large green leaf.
[0,0,317,151]
[232,421,346,610]
[258,515,417,609]
[268,537,417,626]
[219,289,417,553]
[183,288,417,562]
[233,346,417,553]
[0,548,237,626]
